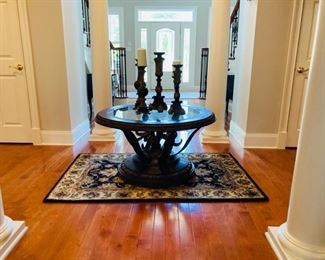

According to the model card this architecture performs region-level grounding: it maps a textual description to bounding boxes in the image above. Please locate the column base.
[89,124,115,141]
[266,224,325,260]
[200,129,229,144]
[0,219,27,259]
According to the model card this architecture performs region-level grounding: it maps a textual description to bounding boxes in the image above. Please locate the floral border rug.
[44,153,268,202]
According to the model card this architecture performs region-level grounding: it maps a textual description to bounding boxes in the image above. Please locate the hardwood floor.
[0,134,296,260]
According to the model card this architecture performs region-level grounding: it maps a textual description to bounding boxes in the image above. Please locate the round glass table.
[96,104,215,187]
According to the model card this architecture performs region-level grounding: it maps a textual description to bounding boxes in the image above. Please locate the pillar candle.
[137,48,147,66]
[173,59,182,65]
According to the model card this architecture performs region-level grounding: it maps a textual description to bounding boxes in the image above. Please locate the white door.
[150,23,181,90]
[135,9,196,91]
[287,0,319,147]
[0,0,32,142]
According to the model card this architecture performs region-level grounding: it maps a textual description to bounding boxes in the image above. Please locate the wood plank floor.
[0,133,296,260]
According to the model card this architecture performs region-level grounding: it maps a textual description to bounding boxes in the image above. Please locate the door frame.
[277,0,305,149]
[15,0,41,144]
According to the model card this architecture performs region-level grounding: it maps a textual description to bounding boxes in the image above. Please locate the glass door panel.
[150,23,180,90]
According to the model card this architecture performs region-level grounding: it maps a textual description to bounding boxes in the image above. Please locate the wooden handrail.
[110,41,126,51]
[230,0,240,25]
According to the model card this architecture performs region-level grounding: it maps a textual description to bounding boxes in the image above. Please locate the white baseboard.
[265,226,287,260]
[40,120,90,145]
[245,133,279,148]
[0,221,27,260]
[229,120,279,149]
[229,120,246,147]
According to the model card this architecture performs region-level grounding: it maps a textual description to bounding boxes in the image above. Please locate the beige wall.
[27,0,88,132]
[232,0,293,135]
[61,0,88,129]
[27,0,71,131]
[247,0,293,133]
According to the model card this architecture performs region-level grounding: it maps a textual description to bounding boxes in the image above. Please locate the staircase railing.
[229,0,240,60]
[81,0,91,47]
[110,42,128,98]
[199,48,209,99]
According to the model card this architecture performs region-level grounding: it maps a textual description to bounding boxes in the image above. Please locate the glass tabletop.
[96,104,215,131]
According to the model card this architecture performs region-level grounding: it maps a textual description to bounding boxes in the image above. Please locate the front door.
[286,0,319,147]
[0,0,32,142]
[150,23,181,90]
[135,9,196,91]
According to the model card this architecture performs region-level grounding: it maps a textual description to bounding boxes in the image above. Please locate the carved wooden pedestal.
[95,105,215,188]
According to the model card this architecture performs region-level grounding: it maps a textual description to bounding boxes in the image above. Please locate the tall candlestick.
[149,52,167,112]
[134,65,149,114]
[137,48,147,67]
[168,64,185,116]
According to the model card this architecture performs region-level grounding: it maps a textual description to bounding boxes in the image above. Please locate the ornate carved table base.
[95,104,216,188]
[119,154,194,188]
[118,129,199,188]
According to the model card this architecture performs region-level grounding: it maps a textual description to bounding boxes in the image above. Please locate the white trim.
[31,128,42,145]
[40,120,90,145]
[245,133,278,149]
[0,221,28,260]
[89,125,115,141]
[17,0,41,145]
[277,0,304,149]
[229,120,245,147]
[266,225,325,260]
[200,129,229,144]
[40,131,74,145]
[265,227,287,260]
[109,7,125,46]
[71,120,90,144]
[229,120,279,149]
[277,131,288,149]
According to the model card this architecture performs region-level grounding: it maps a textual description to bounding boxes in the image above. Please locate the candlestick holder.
[168,64,185,116]
[134,65,149,114]
[149,52,167,112]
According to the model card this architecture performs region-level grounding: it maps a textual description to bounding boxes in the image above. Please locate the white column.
[0,189,27,258]
[266,2,325,259]
[89,0,115,141]
[201,0,230,144]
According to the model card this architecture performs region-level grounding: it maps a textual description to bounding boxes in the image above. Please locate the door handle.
[9,64,24,71]
[297,66,309,73]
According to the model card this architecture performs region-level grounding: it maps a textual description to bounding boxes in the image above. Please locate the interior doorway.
[286,0,319,147]
[0,0,39,143]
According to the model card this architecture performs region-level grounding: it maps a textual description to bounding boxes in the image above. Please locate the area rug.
[44,153,268,202]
